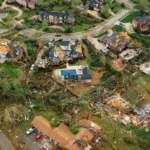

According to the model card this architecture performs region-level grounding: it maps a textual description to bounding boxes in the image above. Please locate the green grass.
[132,33,150,40]
[91,115,140,150]
[21,10,37,20]
[122,73,150,104]
[0,62,22,81]
[0,22,8,29]
[23,20,43,30]
[112,2,122,13]
[113,25,124,32]
[95,32,105,38]
[121,11,142,23]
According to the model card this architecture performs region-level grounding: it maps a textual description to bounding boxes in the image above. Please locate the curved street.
[1,0,23,19]
[0,0,134,40]
[20,9,131,40]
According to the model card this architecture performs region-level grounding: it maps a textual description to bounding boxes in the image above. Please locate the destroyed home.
[132,16,150,33]
[31,11,75,24]
[7,0,36,9]
[105,94,133,112]
[100,32,131,52]
[53,64,92,82]
[140,62,150,74]
[77,119,101,132]
[50,40,83,64]
[119,48,142,61]
[110,112,140,126]
[86,0,104,11]
[0,39,22,63]
[31,116,94,150]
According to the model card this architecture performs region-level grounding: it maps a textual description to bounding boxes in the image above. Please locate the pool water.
[60,69,77,76]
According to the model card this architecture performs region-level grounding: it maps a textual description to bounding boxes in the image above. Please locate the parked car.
[55,34,61,37]
[33,130,39,136]
[36,133,43,140]
[146,108,150,114]
[26,127,35,135]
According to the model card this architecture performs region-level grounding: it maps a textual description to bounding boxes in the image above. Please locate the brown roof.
[31,116,94,150]
[31,116,52,135]
[0,45,11,53]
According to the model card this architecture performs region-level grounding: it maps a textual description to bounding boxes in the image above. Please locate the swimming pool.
[60,69,77,76]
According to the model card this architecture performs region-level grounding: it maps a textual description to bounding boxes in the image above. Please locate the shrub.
[69,126,79,134]
[50,118,61,128]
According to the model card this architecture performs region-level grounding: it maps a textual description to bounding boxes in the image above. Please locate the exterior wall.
[132,19,139,28]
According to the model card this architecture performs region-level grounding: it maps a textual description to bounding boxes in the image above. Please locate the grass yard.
[95,32,106,38]
[113,25,124,32]
[121,11,142,23]
[91,114,140,150]
[0,22,8,29]
[122,73,150,105]
[22,20,42,30]
[21,10,37,20]
[132,33,150,41]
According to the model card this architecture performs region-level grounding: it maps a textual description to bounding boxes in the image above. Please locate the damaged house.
[140,62,150,75]
[0,39,22,63]
[31,116,94,150]
[119,48,142,61]
[50,40,83,64]
[105,94,133,113]
[100,32,131,52]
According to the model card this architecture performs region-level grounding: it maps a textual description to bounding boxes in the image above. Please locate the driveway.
[22,134,43,150]
[117,0,135,9]
[1,0,23,19]
[0,132,15,150]
[87,37,107,53]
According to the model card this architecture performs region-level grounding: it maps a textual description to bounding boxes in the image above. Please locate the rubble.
[105,94,133,113]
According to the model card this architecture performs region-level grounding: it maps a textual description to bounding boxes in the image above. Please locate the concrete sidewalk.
[0,131,16,150]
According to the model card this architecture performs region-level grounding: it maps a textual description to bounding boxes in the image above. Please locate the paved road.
[117,0,135,9]
[1,0,23,19]
[22,9,130,41]
[0,132,15,150]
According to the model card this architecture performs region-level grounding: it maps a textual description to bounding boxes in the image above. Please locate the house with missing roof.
[119,48,142,61]
[132,16,150,33]
[7,0,36,9]
[31,11,75,24]
[86,0,104,11]
[31,116,94,150]
[49,40,83,65]
[140,62,150,75]
[0,40,22,63]
[53,64,92,82]
[100,32,131,52]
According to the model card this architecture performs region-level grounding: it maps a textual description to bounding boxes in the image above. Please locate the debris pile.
[105,94,133,113]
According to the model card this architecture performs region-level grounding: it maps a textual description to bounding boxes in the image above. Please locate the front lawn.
[121,11,142,23]
[113,25,124,32]
[23,12,100,33]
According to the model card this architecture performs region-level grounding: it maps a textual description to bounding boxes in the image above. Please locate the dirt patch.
[69,82,92,95]
[111,58,127,71]
[91,70,104,85]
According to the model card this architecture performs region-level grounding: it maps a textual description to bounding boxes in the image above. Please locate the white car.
[146,108,150,114]
[26,127,35,135]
